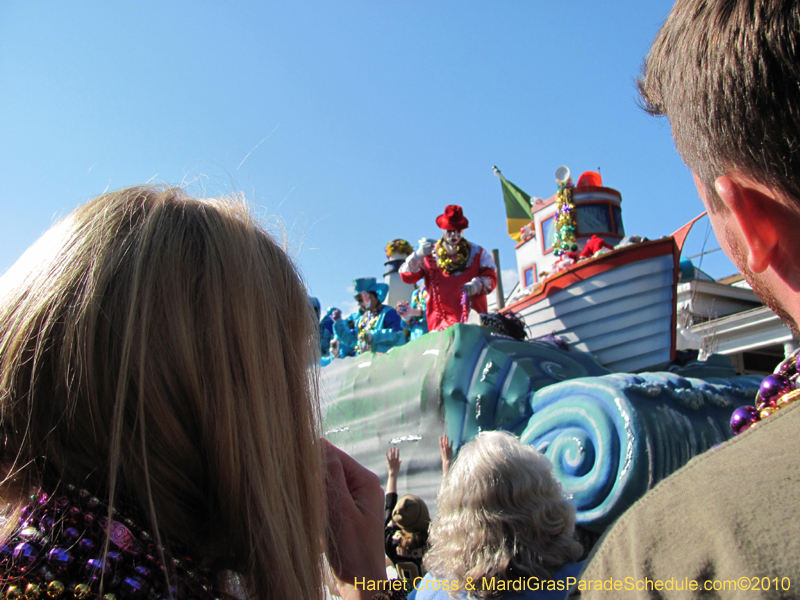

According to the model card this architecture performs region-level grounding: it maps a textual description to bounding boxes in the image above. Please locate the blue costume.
[402,284,429,341]
[319,307,338,357]
[355,305,405,354]
[332,309,362,359]
[335,277,405,356]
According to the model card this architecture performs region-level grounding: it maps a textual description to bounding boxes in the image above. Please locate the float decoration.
[385,239,413,260]
[553,168,578,256]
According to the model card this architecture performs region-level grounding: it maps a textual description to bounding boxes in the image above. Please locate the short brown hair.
[639,0,800,205]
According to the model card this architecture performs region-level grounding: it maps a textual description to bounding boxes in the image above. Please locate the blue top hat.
[353,277,389,304]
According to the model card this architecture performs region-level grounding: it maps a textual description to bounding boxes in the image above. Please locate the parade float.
[497,166,705,373]
[321,166,765,536]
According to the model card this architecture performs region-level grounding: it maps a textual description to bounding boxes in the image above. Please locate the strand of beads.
[731,348,800,434]
[357,310,381,354]
[459,289,471,324]
[1,485,218,600]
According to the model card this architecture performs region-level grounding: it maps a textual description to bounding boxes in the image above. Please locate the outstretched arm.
[439,434,453,476]
[385,446,401,494]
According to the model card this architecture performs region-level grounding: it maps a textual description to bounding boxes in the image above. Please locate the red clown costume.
[400,205,497,332]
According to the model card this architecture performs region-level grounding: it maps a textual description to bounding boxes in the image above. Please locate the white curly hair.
[424,431,582,599]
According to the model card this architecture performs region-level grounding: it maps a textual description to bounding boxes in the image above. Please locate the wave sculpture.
[520,372,762,531]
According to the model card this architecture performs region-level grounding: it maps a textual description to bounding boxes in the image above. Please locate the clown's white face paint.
[442,229,463,253]
[359,291,380,312]
[358,292,371,310]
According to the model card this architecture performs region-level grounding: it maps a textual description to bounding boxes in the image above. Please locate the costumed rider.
[334,277,405,355]
[332,292,366,359]
[396,283,428,341]
[319,306,338,357]
[399,205,497,332]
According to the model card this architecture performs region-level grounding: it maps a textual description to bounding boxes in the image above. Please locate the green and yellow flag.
[494,166,532,242]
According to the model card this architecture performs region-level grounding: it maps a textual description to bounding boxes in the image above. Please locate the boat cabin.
[515,171,624,289]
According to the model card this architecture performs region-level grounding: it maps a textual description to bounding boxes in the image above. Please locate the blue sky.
[0,1,735,315]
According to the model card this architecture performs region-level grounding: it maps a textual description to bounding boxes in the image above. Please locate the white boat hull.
[505,239,679,373]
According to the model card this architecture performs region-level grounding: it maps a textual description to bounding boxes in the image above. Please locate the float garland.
[553,179,578,256]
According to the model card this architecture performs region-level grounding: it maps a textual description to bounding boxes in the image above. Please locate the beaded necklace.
[460,290,471,324]
[731,348,800,434]
[434,239,470,275]
[357,308,382,354]
[0,485,220,600]
[408,286,426,327]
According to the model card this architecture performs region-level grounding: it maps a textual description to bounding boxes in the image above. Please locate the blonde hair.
[424,431,582,600]
[0,186,323,599]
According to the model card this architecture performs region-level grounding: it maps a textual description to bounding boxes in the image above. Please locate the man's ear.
[714,175,780,273]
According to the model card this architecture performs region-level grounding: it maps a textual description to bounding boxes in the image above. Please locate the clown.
[400,205,497,332]
[333,277,405,355]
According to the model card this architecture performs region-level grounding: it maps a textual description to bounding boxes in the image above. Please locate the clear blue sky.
[0,1,736,315]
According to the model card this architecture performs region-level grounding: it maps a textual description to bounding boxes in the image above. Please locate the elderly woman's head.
[424,431,581,599]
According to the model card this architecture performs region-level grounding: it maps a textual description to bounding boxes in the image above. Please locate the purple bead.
[67,507,82,525]
[105,551,122,565]
[36,491,49,505]
[54,496,70,511]
[12,542,39,569]
[759,374,792,405]
[78,538,96,554]
[120,575,147,598]
[47,548,73,572]
[38,515,55,533]
[731,405,760,435]
[134,565,151,579]
[62,527,80,542]
[83,513,96,528]
[84,557,110,583]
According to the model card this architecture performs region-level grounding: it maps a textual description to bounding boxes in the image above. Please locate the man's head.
[641,0,800,333]
[639,0,800,210]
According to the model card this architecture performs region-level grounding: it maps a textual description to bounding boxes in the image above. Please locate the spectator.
[413,432,583,600]
[569,0,800,596]
[0,186,388,600]
[385,446,430,582]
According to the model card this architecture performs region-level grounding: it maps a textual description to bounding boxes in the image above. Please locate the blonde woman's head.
[0,186,323,599]
[424,431,581,600]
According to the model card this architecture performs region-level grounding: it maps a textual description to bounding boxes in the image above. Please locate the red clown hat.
[436,205,469,230]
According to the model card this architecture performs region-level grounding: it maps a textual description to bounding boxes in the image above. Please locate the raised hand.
[439,434,454,476]
[324,441,387,598]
